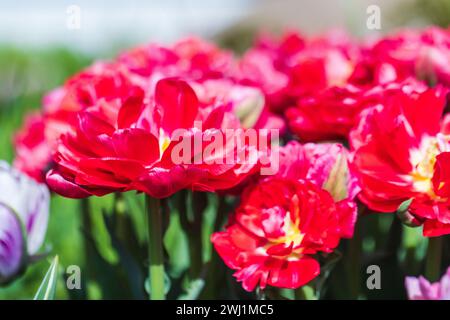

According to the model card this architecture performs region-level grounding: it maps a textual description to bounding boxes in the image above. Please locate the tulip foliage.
[3,27,450,300]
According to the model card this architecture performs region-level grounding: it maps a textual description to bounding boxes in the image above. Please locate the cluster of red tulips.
[12,26,450,298]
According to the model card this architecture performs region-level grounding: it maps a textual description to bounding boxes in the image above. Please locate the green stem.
[79,198,92,300]
[403,226,421,275]
[190,192,207,278]
[214,196,227,232]
[189,233,203,279]
[178,191,206,279]
[114,193,128,238]
[146,195,165,300]
[346,219,361,299]
[425,237,443,282]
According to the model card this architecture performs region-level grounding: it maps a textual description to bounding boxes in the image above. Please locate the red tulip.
[243,29,375,141]
[47,79,266,199]
[13,113,51,182]
[212,178,356,291]
[350,86,450,236]
[13,62,143,181]
[370,27,450,87]
[237,30,358,113]
[14,37,285,184]
[118,37,233,80]
[120,38,283,132]
[284,35,429,142]
[287,77,427,142]
[212,140,358,291]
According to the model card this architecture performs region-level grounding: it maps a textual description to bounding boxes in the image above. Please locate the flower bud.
[396,199,422,228]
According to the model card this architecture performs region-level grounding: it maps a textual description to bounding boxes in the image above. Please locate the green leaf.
[164,208,190,278]
[89,196,119,264]
[201,194,219,263]
[33,255,59,300]
[315,251,342,298]
[124,192,146,244]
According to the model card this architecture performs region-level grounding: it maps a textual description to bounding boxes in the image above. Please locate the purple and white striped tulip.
[0,161,49,284]
[405,267,450,300]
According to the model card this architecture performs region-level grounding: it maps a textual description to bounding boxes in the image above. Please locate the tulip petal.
[46,169,93,199]
[0,161,49,255]
[0,203,24,282]
[155,79,199,135]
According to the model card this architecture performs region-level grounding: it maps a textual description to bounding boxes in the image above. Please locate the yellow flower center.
[275,213,304,247]
[159,129,171,157]
[410,134,450,198]
[268,195,304,249]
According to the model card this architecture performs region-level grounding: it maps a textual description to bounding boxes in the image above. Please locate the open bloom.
[211,178,356,291]
[118,36,234,80]
[119,38,284,132]
[287,77,428,142]
[351,87,450,236]
[284,37,430,142]
[212,141,357,291]
[238,30,358,114]
[15,38,283,183]
[14,62,142,182]
[370,27,450,87]
[47,78,265,199]
[267,31,376,141]
[14,38,233,182]
[13,113,52,182]
[405,267,450,300]
[0,161,49,284]
[189,78,285,132]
